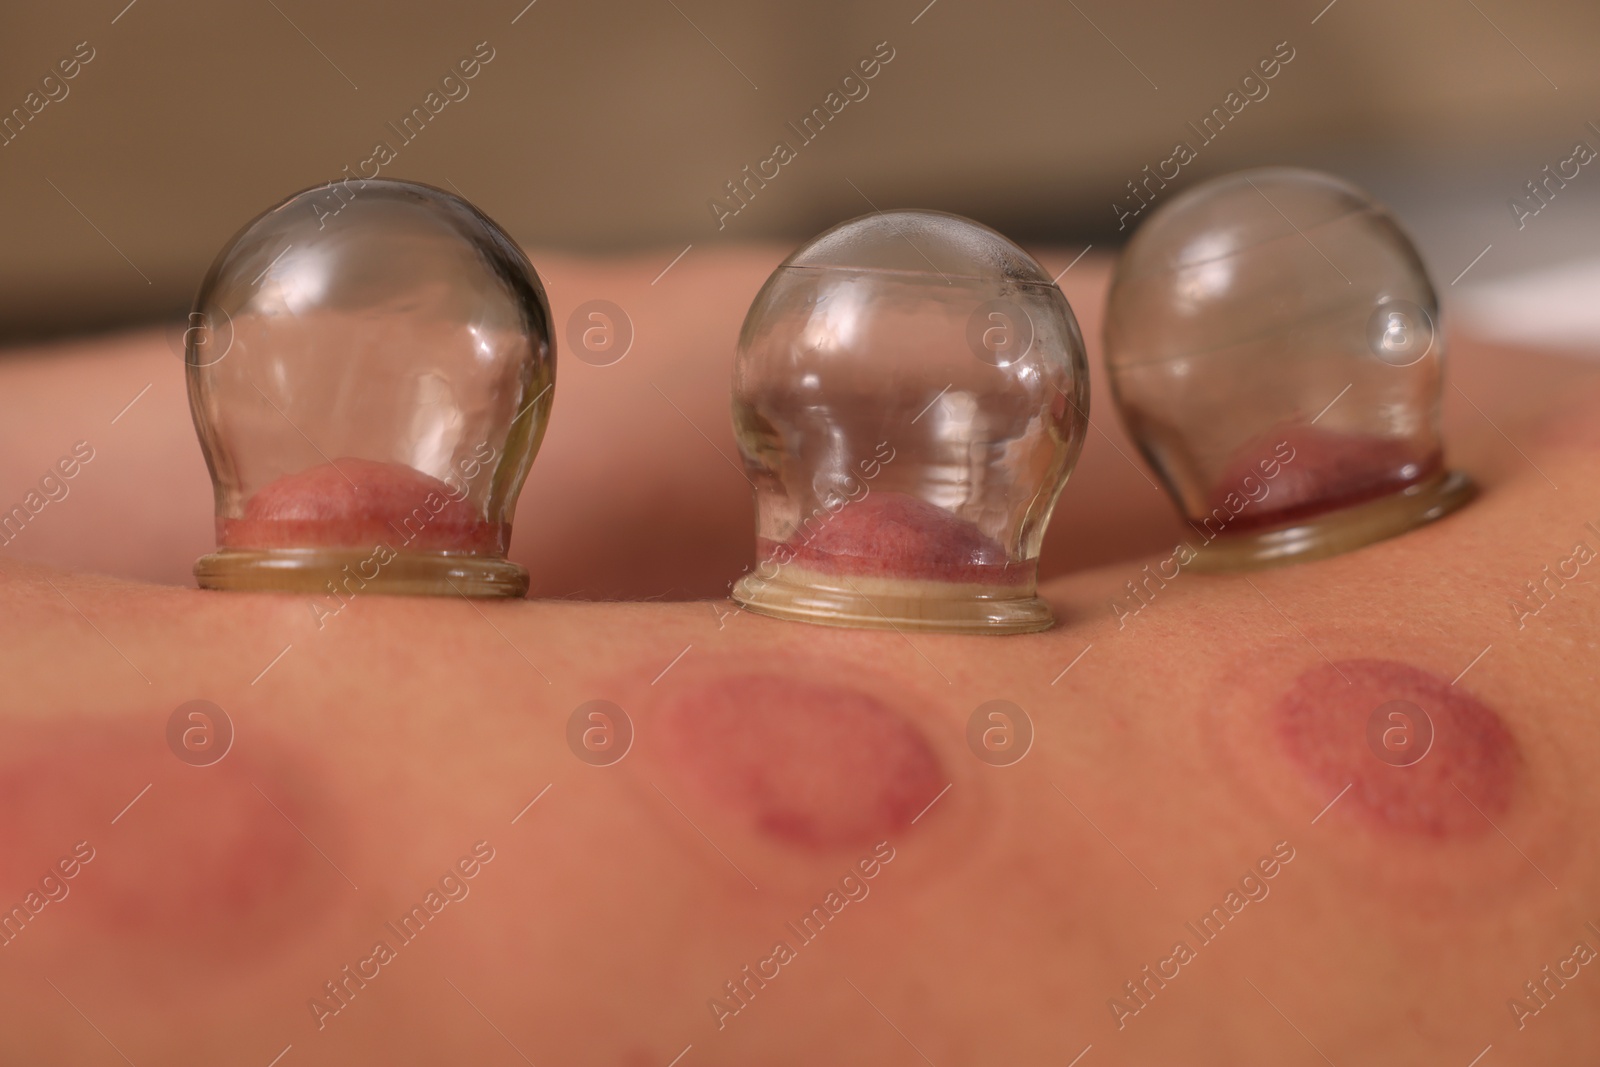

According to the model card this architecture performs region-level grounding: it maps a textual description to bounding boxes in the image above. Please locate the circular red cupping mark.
[656,674,947,850]
[1275,658,1519,838]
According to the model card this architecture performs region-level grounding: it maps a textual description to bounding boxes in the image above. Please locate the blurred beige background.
[2,0,1598,340]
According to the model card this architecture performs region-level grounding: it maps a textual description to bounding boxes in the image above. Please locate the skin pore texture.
[0,253,1596,1065]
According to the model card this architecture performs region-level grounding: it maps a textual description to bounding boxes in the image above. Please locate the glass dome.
[730,209,1089,634]
[187,179,553,597]
[1103,167,1473,570]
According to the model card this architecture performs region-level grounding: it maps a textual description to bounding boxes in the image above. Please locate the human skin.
[0,255,1596,1065]
[221,458,505,552]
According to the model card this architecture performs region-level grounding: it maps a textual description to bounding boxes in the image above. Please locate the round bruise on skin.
[1275,659,1519,838]
[220,456,504,553]
[655,674,947,851]
[0,722,340,959]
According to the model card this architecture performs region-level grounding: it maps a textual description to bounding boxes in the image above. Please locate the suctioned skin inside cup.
[737,490,1045,633]
[219,458,507,554]
[1178,422,1474,571]
[196,457,529,598]
[756,492,1029,587]
[1205,424,1436,532]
